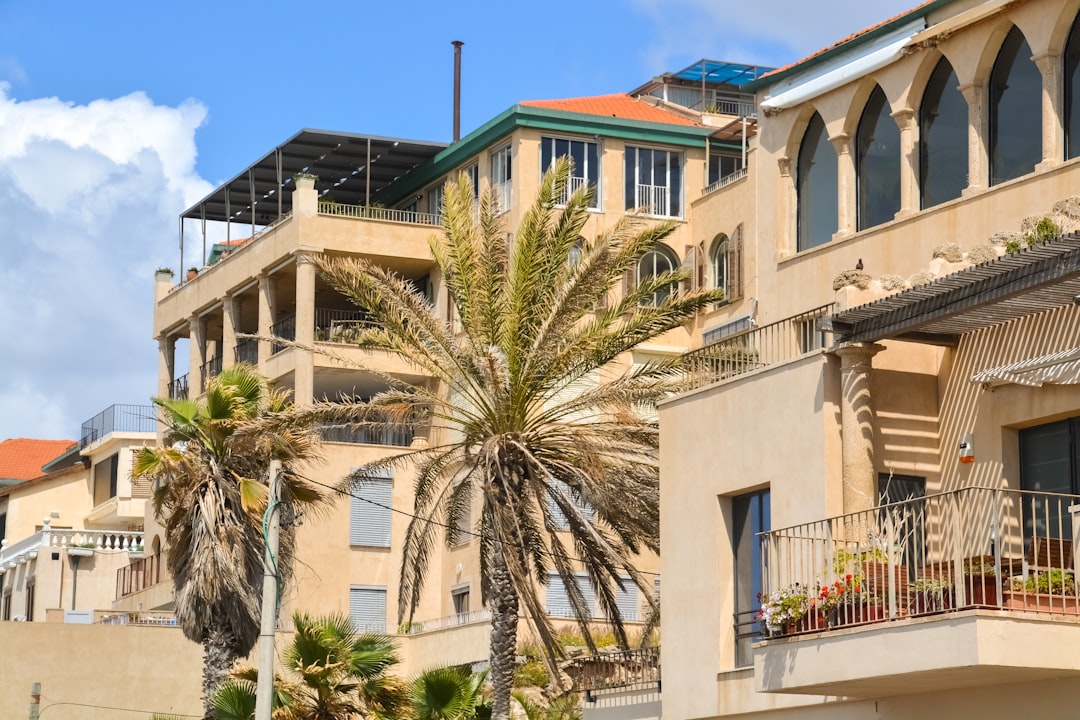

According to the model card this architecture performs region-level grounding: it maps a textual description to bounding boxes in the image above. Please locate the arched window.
[856,86,901,230]
[797,112,838,251]
[990,26,1041,185]
[710,234,729,300]
[636,245,678,306]
[1066,14,1080,158]
[920,58,968,207]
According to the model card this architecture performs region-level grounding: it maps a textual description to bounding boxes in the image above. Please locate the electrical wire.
[301,474,662,579]
[38,696,200,717]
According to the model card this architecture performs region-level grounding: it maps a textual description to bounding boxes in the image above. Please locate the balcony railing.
[79,404,157,448]
[683,304,833,390]
[271,313,296,355]
[702,167,748,197]
[116,553,164,599]
[634,184,669,217]
[200,355,222,392]
[397,609,492,634]
[576,646,661,693]
[314,308,375,344]
[169,373,189,400]
[235,336,258,365]
[556,176,588,205]
[99,610,177,627]
[759,487,1080,640]
[1,526,144,571]
[319,201,439,226]
[319,422,414,447]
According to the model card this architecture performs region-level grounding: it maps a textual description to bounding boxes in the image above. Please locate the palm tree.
[133,364,327,718]
[279,158,723,720]
[210,612,406,720]
[408,666,490,720]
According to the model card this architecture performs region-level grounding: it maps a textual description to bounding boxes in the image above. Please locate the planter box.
[786,612,828,635]
[1001,591,1080,615]
[128,550,145,560]
[830,603,885,628]
[963,576,999,607]
[910,589,954,615]
[68,547,94,557]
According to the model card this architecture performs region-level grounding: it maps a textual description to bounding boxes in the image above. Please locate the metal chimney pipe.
[452,40,464,141]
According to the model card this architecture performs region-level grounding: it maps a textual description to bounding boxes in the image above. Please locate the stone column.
[836,342,885,515]
[1034,52,1064,170]
[892,108,918,218]
[189,313,205,395]
[293,255,316,405]
[157,336,174,400]
[830,133,855,239]
[258,272,275,373]
[959,83,987,193]
[222,293,238,370]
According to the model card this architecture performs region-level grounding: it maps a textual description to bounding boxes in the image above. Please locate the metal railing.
[235,336,258,365]
[658,87,756,117]
[319,201,440,226]
[493,181,512,214]
[116,554,164,599]
[79,404,156,448]
[702,167,748,197]
[634,184,670,217]
[759,487,1080,637]
[397,609,492,634]
[169,373,189,400]
[99,610,177,627]
[319,422,414,447]
[556,175,589,205]
[576,646,661,692]
[200,355,222,392]
[683,304,833,390]
[314,308,375,344]
[271,314,296,355]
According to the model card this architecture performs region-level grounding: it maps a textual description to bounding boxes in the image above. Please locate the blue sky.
[0,0,915,441]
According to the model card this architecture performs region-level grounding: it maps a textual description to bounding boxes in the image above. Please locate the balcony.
[754,487,1080,696]
[79,404,157,449]
[319,201,439,227]
[575,646,660,694]
[116,553,164,599]
[318,421,414,447]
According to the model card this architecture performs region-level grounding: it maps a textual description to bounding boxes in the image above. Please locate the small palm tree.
[408,666,490,720]
[133,364,327,718]
[210,612,406,720]
[276,158,722,720]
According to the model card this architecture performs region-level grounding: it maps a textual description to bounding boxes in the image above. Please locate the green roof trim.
[380,105,715,206]
[741,0,956,93]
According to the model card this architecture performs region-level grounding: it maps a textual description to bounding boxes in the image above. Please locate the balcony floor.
[754,610,1080,697]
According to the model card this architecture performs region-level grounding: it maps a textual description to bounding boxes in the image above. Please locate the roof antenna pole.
[452,41,464,142]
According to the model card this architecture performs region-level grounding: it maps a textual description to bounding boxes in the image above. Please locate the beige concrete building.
[660,0,1080,718]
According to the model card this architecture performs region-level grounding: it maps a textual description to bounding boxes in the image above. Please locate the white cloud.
[0,85,211,441]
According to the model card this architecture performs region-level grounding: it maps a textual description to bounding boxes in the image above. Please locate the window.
[428,183,444,219]
[348,468,393,548]
[546,572,596,618]
[491,145,512,213]
[568,237,584,268]
[452,584,470,617]
[93,453,119,507]
[450,493,471,545]
[0,511,6,544]
[466,163,479,197]
[349,585,387,632]
[856,86,900,230]
[1066,14,1080,158]
[990,26,1041,185]
[710,234,729,303]
[1019,418,1080,541]
[24,581,34,622]
[548,480,595,530]
[1,593,10,621]
[708,152,744,186]
[797,112,838,251]
[920,58,967,208]
[541,137,600,208]
[615,576,640,621]
[732,489,770,668]
[635,245,679,306]
[625,146,683,217]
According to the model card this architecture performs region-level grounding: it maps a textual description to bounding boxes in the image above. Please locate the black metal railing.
[576,646,661,693]
[271,314,296,355]
[79,404,157,448]
[318,423,414,447]
[169,373,189,400]
[199,355,223,392]
[314,308,376,344]
[235,337,258,365]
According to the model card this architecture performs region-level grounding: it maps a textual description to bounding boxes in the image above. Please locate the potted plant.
[68,541,96,557]
[909,577,953,615]
[818,574,883,627]
[962,555,999,607]
[1003,569,1080,614]
[759,583,812,636]
[155,267,174,281]
[128,542,145,559]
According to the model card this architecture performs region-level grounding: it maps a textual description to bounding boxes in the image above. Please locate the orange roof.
[0,438,75,482]
[758,0,936,84]
[521,93,702,127]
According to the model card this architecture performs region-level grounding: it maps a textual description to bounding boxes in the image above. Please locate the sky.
[0,0,917,442]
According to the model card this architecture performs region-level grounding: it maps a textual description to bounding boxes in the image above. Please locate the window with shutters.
[547,480,595,530]
[546,572,596,618]
[450,494,471,545]
[349,468,393,548]
[349,585,387,632]
[615,576,640,621]
[93,453,119,507]
[452,584,470,616]
[709,234,729,304]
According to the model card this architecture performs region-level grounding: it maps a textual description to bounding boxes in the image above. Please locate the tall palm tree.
[210,612,406,720]
[279,158,723,720]
[133,364,327,718]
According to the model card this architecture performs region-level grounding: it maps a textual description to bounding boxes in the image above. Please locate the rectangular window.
[708,152,745,186]
[546,572,596,618]
[0,511,6,544]
[428,184,444,219]
[466,163,479,197]
[615,576,639,621]
[1,593,10,622]
[452,584,470,616]
[732,488,770,668]
[491,145,512,213]
[547,481,594,530]
[625,146,682,217]
[93,453,119,507]
[1020,417,1080,541]
[24,582,34,622]
[349,585,387,632]
[540,136,600,208]
[348,468,393,548]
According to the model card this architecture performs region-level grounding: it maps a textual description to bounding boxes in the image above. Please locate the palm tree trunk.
[202,620,240,720]
[489,545,520,720]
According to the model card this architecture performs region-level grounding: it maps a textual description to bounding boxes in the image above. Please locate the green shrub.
[513,659,550,688]
[1023,217,1060,247]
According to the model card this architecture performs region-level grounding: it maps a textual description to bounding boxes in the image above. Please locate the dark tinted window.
[1066,14,1080,158]
[856,87,901,229]
[797,113,838,251]
[990,27,1041,184]
[920,58,968,207]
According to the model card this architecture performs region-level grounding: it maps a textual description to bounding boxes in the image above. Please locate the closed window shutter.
[728,225,743,300]
[615,576,639,621]
[349,586,387,632]
[681,244,698,293]
[547,480,595,530]
[546,573,596,618]
[623,268,637,301]
[349,468,393,547]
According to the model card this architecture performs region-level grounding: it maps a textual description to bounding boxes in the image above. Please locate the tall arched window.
[797,112,838,251]
[636,245,678,306]
[990,26,1041,185]
[1066,14,1080,158]
[710,234,729,300]
[920,58,968,207]
[856,86,901,230]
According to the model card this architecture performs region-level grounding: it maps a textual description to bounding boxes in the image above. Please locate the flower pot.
[1001,590,1080,615]
[68,546,94,557]
[786,612,827,635]
[830,603,885,627]
[964,576,999,607]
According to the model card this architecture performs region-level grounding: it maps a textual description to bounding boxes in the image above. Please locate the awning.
[971,347,1080,387]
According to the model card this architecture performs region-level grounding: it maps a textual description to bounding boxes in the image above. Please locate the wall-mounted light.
[959,433,974,464]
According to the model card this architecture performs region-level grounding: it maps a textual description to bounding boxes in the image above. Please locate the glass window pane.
[856,87,901,230]
[797,113,838,251]
[990,27,1042,185]
[541,138,553,170]
[625,149,636,210]
[920,58,968,207]
[1020,420,1075,542]
[1066,14,1080,158]
[670,152,682,217]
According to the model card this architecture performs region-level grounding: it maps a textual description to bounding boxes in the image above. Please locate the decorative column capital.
[829,132,852,155]
[1032,51,1061,75]
[957,82,983,105]
[778,156,791,177]
[891,107,916,128]
[835,342,886,370]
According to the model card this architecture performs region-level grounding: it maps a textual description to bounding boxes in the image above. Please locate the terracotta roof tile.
[0,438,75,482]
[521,93,702,127]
